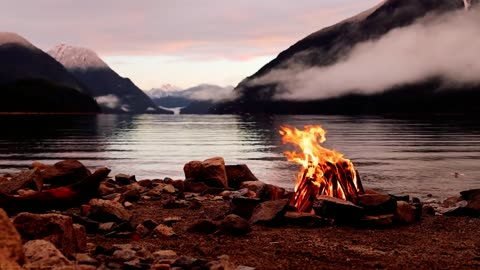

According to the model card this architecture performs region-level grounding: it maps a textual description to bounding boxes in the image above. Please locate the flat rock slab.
[283,212,331,228]
[358,214,394,228]
[250,199,289,225]
[357,194,397,215]
[313,195,365,223]
[88,199,132,223]
[0,168,42,194]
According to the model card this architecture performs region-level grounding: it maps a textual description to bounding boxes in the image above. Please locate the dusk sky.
[1,0,380,89]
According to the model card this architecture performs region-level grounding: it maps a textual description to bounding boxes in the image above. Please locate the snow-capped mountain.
[49,44,171,114]
[0,32,100,112]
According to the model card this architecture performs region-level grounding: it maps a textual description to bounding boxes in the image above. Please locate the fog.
[250,6,480,100]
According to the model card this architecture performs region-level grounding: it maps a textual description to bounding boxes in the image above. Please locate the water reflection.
[0,114,479,199]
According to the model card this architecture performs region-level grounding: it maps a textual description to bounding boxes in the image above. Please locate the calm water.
[0,114,479,199]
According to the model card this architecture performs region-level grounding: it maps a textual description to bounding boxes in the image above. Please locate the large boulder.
[0,168,43,194]
[13,213,84,257]
[23,240,71,270]
[88,199,132,223]
[460,189,480,201]
[183,157,228,188]
[225,164,258,189]
[356,194,397,215]
[38,160,91,187]
[313,196,365,223]
[250,199,289,225]
[0,209,24,268]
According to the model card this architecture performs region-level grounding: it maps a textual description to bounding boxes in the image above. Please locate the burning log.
[0,168,110,215]
[280,125,365,213]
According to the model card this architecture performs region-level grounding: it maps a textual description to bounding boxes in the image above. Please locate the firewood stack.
[290,160,365,213]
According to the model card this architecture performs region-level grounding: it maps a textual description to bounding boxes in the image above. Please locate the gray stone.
[23,240,71,270]
[153,224,176,237]
[112,249,136,262]
[250,199,289,225]
[220,214,251,235]
[13,213,80,257]
[0,168,42,194]
[313,196,364,223]
[88,198,132,223]
[394,201,416,224]
[283,212,331,227]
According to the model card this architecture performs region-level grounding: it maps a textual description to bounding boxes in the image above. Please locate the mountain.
[48,44,171,114]
[0,32,100,113]
[146,84,234,114]
[216,0,480,115]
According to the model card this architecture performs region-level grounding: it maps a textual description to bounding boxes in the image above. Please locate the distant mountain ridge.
[49,44,171,114]
[215,0,480,115]
[0,32,100,113]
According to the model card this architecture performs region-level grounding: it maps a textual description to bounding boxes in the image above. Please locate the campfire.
[280,125,364,213]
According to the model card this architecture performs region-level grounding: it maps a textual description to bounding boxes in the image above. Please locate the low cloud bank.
[251,6,480,100]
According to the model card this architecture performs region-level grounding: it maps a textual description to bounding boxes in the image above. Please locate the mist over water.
[252,6,480,100]
[0,114,479,199]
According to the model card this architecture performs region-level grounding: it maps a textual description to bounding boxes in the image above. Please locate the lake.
[0,114,479,199]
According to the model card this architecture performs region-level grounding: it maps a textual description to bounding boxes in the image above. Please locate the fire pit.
[280,125,365,213]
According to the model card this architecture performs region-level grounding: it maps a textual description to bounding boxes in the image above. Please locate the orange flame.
[280,125,362,211]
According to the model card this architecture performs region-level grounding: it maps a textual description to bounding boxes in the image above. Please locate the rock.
[220,214,251,235]
[98,182,115,196]
[124,186,142,202]
[153,224,176,237]
[442,195,463,208]
[356,194,397,215]
[240,181,266,195]
[171,256,197,269]
[389,194,410,202]
[124,258,150,269]
[40,160,91,187]
[23,240,71,269]
[163,216,182,226]
[358,215,394,227]
[184,157,228,188]
[103,193,126,203]
[444,200,480,218]
[183,161,203,179]
[422,205,436,216]
[0,168,43,194]
[151,263,171,270]
[250,199,289,225]
[138,179,153,188]
[162,198,187,209]
[73,224,87,253]
[142,219,159,231]
[0,208,24,268]
[17,188,37,196]
[124,201,133,209]
[187,219,219,234]
[135,224,150,238]
[99,222,116,232]
[115,173,136,185]
[230,197,262,219]
[163,184,176,194]
[262,184,287,200]
[152,250,178,261]
[112,249,136,262]
[184,179,209,193]
[460,189,480,201]
[71,214,99,233]
[74,253,98,265]
[225,164,259,189]
[394,201,416,224]
[283,212,331,227]
[88,199,132,223]
[13,213,81,256]
[313,196,365,223]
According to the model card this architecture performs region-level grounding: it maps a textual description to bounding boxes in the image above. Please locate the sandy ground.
[89,199,480,270]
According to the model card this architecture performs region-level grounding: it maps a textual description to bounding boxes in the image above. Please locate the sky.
[0,0,380,90]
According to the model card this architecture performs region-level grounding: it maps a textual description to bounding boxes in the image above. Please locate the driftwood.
[290,161,365,213]
[0,168,110,215]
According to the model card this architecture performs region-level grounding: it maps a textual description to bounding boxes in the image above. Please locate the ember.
[280,125,364,213]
